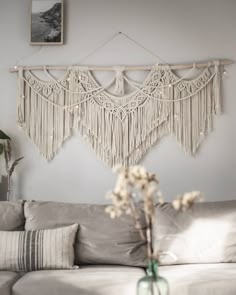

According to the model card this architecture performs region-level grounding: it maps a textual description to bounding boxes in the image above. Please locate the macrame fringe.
[17,62,222,167]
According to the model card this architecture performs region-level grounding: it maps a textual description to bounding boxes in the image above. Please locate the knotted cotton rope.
[17,61,222,166]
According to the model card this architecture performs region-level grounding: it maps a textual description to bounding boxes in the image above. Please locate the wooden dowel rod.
[9,59,234,73]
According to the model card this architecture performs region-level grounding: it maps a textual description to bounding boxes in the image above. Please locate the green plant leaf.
[0,130,10,140]
[9,156,24,176]
[0,143,3,155]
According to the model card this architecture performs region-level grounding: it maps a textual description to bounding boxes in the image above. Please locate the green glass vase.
[137,260,169,295]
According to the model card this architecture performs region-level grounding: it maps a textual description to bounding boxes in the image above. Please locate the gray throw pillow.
[0,201,24,231]
[24,201,147,267]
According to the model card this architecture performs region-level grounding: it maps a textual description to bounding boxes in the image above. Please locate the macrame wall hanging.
[10,32,233,167]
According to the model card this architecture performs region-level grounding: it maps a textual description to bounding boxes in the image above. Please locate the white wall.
[0,0,235,203]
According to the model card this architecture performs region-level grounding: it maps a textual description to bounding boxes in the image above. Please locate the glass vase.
[137,260,169,295]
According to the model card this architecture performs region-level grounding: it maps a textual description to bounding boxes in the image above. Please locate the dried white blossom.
[106,165,204,260]
[106,166,160,224]
[172,191,203,211]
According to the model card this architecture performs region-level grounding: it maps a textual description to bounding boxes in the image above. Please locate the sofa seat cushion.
[12,266,145,295]
[0,271,22,295]
[159,263,236,295]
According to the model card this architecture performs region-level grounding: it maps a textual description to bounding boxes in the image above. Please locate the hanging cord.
[17,31,219,105]
[14,46,45,69]
[120,32,169,64]
[0,46,44,71]
[77,31,167,65]
[15,32,218,97]
[77,32,122,64]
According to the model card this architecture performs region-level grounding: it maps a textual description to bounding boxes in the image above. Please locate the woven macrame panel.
[17,62,222,167]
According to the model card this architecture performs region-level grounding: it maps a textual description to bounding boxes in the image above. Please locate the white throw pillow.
[153,201,236,265]
[0,224,78,271]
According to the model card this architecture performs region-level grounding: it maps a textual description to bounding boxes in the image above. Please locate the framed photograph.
[30,0,64,45]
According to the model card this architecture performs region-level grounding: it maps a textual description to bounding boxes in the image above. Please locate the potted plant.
[0,130,23,201]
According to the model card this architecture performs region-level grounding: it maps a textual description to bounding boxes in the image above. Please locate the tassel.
[17,67,25,125]
[213,60,222,115]
[113,66,125,96]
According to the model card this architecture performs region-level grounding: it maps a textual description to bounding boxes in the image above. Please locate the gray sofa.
[1,200,236,295]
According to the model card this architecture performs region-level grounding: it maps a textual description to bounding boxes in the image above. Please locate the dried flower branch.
[106,165,165,259]
[106,165,204,262]
[9,157,24,177]
[172,191,204,211]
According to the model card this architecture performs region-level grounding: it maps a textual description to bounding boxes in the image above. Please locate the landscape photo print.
[30,0,63,45]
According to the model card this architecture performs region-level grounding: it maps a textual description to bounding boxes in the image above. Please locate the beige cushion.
[0,202,24,231]
[12,266,145,295]
[0,224,78,271]
[0,271,22,295]
[153,201,236,265]
[159,263,236,295]
[24,201,147,266]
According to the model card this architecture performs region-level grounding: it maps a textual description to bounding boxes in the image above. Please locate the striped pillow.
[0,224,78,271]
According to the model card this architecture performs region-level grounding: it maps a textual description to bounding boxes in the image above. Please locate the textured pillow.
[152,201,236,265]
[0,224,78,271]
[0,201,24,230]
[24,201,147,267]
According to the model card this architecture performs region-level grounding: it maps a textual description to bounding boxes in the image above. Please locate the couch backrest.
[24,201,147,267]
[153,200,236,265]
[0,201,24,231]
[3,200,235,267]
